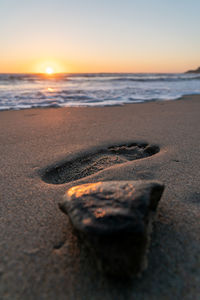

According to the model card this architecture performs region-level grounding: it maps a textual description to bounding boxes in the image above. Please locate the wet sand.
[0,95,200,299]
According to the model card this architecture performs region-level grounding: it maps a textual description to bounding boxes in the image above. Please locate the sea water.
[0,73,200,110]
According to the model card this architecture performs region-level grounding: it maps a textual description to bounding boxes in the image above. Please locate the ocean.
[0,73,200,110]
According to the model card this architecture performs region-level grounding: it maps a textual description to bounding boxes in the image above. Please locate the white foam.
[0,73,200,110]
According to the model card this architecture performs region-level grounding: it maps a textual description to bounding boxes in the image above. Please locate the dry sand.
[0,95,200,300]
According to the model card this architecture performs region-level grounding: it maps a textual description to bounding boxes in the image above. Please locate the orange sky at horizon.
[0,56,198,74]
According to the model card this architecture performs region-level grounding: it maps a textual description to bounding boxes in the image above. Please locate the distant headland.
[185,66,200,73]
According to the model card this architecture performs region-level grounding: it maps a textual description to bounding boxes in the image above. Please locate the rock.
[185,66,200,74]
[59,180,164,278]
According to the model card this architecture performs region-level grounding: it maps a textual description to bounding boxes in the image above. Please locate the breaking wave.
[0,73,200,110]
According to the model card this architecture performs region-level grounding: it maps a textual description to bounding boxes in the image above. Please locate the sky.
[0,0,200,73]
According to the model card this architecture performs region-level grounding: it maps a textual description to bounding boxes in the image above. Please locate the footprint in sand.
[41,142,160,184]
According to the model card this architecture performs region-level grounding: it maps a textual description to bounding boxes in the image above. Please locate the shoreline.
[0,95,199,299]
[0,94,200,112]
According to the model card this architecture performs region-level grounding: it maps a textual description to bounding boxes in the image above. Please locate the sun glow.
[45,67,54,75]
[34,60,66,74]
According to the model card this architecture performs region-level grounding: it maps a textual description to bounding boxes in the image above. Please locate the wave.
[0,74,38,82]
[0,73,71,83]
[108,75,200,82]
[1,93,200,111]
[0,73,200,111]
[1,73,200,83]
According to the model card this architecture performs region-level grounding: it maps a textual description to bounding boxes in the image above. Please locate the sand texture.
[0,95,200,299]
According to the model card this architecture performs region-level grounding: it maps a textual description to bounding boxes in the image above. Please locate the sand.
[0,95,199,300]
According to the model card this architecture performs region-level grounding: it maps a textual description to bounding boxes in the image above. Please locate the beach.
[0,95,200,299]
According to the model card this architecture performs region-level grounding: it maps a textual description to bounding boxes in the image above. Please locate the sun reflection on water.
[47,87,54,92]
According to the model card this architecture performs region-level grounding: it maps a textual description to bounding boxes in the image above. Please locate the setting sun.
[45,67,54,75]
[33,61,65,74]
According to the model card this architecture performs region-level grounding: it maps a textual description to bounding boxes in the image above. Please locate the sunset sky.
[0,0,200,73]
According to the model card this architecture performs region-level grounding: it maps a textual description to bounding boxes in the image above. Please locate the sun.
[45,67,54,75]
[34,60,66,74]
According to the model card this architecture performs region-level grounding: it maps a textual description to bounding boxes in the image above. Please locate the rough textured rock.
[185,66,200,73]
[59,180,165,278]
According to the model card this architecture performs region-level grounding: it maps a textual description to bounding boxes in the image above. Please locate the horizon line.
[0,71,187,74]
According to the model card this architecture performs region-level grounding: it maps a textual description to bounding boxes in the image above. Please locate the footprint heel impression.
[42,143,160,184]
[59,180,164,278]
